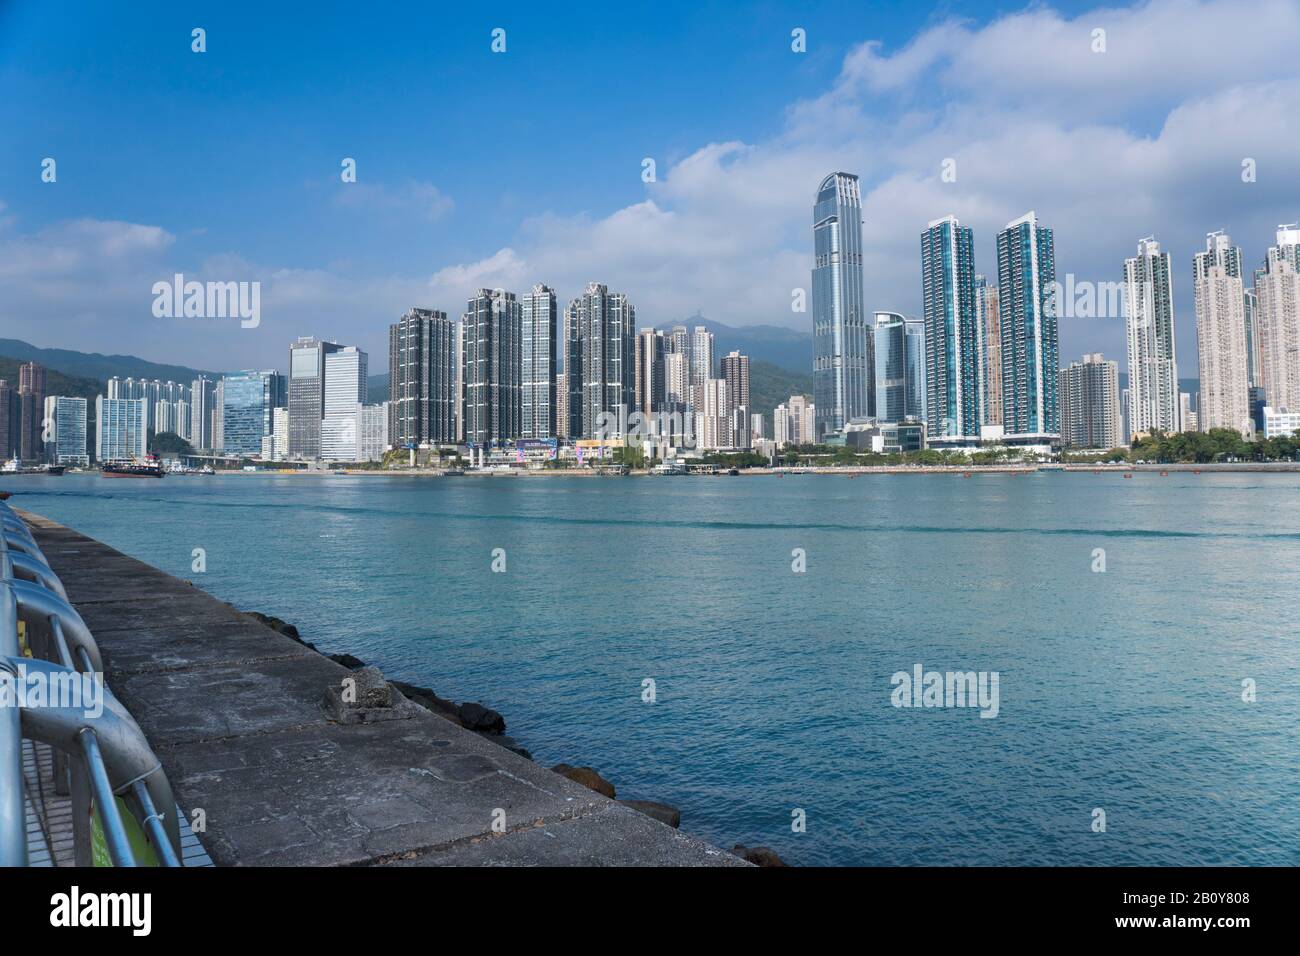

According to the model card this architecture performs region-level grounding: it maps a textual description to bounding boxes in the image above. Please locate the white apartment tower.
[1124,237,1179,437]
[1255,225,1300,412]
[1193,265,1251,435]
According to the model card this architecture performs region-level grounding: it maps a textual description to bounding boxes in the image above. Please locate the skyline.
[1,0,1297,376]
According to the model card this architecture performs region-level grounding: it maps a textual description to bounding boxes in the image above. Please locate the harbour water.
[10,471,1299,865]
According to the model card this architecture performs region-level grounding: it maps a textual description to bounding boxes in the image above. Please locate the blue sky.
[3,1,1053,274]
[1,0,1296,375]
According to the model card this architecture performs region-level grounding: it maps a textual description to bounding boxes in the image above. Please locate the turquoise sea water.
[9,471,1300,866]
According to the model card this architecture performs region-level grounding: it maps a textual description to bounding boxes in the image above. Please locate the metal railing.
[1,500,184,867]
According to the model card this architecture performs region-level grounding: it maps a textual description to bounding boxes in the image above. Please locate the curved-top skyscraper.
[812,172,871,438]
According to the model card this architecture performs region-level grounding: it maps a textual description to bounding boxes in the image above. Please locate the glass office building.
[873,311,926,424]
[288,338,342,459]
[812,172,871,437]
[221,370,286,456]
[43,395,89,466]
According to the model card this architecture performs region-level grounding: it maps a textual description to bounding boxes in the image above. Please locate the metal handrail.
[0,591,24,866]
[2,531,47,565]
[5,550,68,600]
[0,503,184,867]
[5,578,103,674]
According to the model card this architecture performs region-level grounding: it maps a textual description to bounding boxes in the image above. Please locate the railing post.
[0,584,28,866]
[1,508,185,868]
[13,655,185,866]
[78,730,136,868]
[69,751,94,866]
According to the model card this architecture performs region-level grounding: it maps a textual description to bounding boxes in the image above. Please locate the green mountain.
[680,315,811,374]
[0,356,103,405]
[0,339,212,384]
[747,360,813,431]
[0,355,106,453]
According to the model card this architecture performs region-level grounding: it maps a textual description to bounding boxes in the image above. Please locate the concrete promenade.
[17,509,743,867]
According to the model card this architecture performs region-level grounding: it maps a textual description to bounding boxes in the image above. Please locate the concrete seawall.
[17,509,745,867]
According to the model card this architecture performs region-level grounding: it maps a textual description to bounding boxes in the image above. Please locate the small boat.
[101,455,166,478]
[2,457,64,476]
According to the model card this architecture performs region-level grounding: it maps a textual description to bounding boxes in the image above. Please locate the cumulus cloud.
[429,0,1300,369]
[2,0,1296,376]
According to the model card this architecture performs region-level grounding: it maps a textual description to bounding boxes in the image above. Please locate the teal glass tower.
[996,212,1059,439]
[920,216,981,442]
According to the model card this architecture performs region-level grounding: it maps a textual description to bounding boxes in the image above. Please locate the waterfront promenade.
[15,508,743,867]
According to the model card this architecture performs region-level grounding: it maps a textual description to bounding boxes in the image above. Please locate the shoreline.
[242,610,787,865]
[185,461,1300,477]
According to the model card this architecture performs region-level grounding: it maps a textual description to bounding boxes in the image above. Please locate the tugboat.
[100,454,166,478]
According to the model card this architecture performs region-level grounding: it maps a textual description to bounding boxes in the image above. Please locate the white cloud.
[418,0,1300,370]
[2,0,1296,377]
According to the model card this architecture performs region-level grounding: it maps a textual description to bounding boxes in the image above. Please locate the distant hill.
[671,313,811,374]
[748,361,813,430]
[0,339,212,385]
[0,356,103,404]
[0,355,107,451]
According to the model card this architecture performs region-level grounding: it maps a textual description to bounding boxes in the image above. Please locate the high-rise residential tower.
[96,396,148,461]
[563,300,583,439]
[1194,229,1255,391]
[689,325,714,397]
[0,381,15,459]
[773,395,815,447]
[812,172,871,437]
[1123,237,1180,438]
[996,211,1059,441]
[555,372,569,440]
[1060,353,1122,449]
[1193,264,1251,434]
[462,288,522,446]
[921,216,981,442]
[720,350,751,449]
[17,361,45,461]
[567,283,635,439]
[1243,288,1260,387]
[636,328,665,419]
[189,375,218,452]
[388,308,458,448]
[975,275,1002,428]
[521,285,558,439]
[1255,225,1300,412]
[666,325,690,361]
